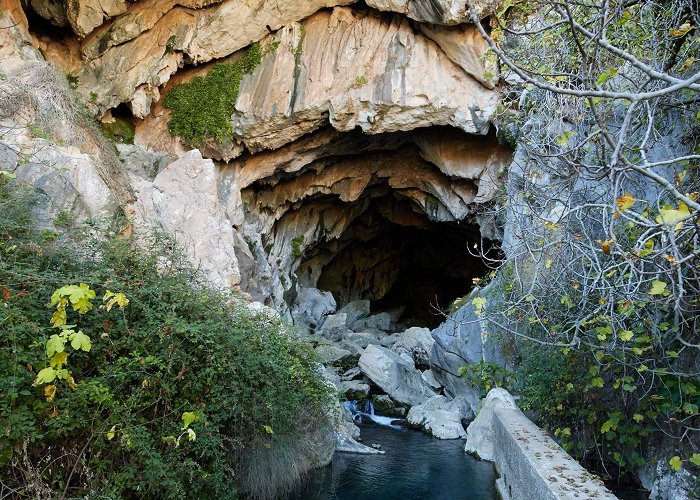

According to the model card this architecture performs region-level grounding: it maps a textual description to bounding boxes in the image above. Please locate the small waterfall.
[343,400,403,429]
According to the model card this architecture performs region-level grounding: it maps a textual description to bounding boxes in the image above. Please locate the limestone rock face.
[407,395,473,439]
[130,150,241,290]
[74,0,356,113]
[358,344,436,406]
[366,0,500,24]
[233,7,499,151]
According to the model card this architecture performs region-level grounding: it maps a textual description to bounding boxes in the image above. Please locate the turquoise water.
[292,423,498,500]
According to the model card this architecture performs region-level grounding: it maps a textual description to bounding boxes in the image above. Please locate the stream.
[291,409,498,500]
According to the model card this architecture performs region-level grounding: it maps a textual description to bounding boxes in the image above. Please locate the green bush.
[163,44,262,146]
[0,180,333,498]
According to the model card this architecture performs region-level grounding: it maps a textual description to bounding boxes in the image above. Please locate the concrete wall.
[465,389,617,499]
[491,406,617,500]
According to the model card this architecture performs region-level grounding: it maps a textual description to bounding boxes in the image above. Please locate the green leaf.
[472,297,486,315]
[34,367,57,385]
[669,456,683,472]
[633,414,644,423]
[181,411,197,429]
[619,330,634,342]
[263,425,274,434]
[682,402,698,415]
[46,334,65,357]
[689,454,700,467]
[69,331,91,352]
[591,377,604,388]
[107,425,116,441]
[649,280,668,295]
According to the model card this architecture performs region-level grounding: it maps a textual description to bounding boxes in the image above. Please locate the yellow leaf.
[103,291,129,312]
[44,384,57,402]
[670,23,694,37]
[545,221,558,230]
[616,193,636,212]
[545,259,552,269]
[656,203,690,232]
[50,307,67,328]
[472,297,487,316]
[669,456,683,471]
[107,425,116,441]
[596,239,613,254]
[34,367,57,386]
[49,351,68,369]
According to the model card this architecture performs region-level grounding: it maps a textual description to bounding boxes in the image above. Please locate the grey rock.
[407,395,473,439]
[421,369,442,390]
[391,327,434,368]
[338,300,371,326]
[341,367,362,381]
[315,344,353,365]
[372,395,407,418]
[292,287,337,329]
[351,312,391,332]
[464,388,517,460]
[339,380,370,400]
[345,331,381,348]
[358,345,435,406]
[317,313,353,342]
[339,340,365,358]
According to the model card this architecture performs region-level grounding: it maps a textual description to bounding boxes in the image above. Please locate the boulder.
[372,395,407,418]
[464,388,518,460]
[339,380,371,400]
[430,286,504,398]
[341,367,362,381]
[314,344,353,365]
[345,331,382,348]
[421,369,442,390]
[407,395,473,439]
[351,312,391,332]
[292,287,337,329]
[391,327,434,368]
[316,313,353,341]
[358,344,435,406]
[338,300,371,326]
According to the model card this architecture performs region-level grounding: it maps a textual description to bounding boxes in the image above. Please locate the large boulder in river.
[407,395,474,439]
[464,388,518,460]
[358,345,435,406]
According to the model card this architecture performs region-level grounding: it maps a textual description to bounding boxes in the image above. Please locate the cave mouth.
[298,197,500,329]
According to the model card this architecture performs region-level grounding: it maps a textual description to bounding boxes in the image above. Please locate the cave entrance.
[298,196,499,329]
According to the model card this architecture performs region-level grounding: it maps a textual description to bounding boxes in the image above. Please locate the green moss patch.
[100,118,135,144]
[163,43,263,146]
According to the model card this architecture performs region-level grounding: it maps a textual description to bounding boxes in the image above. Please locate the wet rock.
[292,287,337,330]
[339,380,371,400]
[358,344,435,406]
[407,395,473,439]
[391,327,434,368]
[372,395,407,418]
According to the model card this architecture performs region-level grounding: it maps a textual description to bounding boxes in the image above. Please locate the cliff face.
[3,0,508,318]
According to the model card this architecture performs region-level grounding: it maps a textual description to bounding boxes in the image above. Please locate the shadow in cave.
[306,200,500,329]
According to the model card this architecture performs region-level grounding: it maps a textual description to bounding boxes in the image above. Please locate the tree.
[466,0,699,481]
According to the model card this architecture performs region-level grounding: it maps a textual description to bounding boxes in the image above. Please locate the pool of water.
[291,423,498,500]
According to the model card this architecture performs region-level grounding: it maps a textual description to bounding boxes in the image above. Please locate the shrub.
[0,179,333,498]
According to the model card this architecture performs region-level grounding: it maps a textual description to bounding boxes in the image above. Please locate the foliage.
[458,361,515,398]
[100,117,135,144]
[0,179,333,498]
[290,235,304,258]
[466,0,700,484]
[164,43,263,146]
